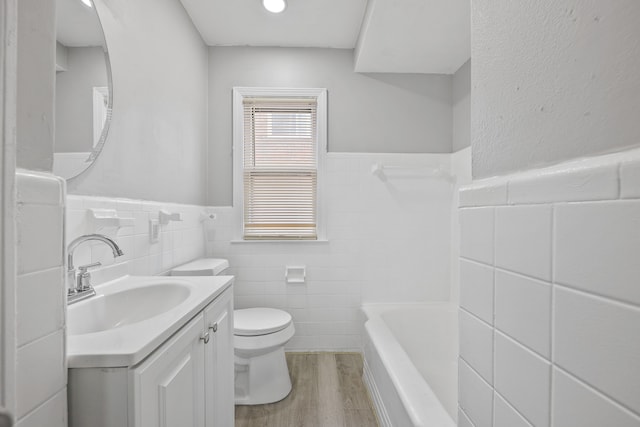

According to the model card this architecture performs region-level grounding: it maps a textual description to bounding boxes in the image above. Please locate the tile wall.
[457,148,640,427]
[15,170,67,427]
[207,152,469,351]
[65,195,207,281]
[63,150,470,353]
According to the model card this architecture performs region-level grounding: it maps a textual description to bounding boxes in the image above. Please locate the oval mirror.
[54,0,112,180]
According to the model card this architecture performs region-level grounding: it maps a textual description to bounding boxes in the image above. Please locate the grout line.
[459,255,494,269]
[491,207,497,268]
[459,306,493,329]
[462,190,640,209]
[492,333,498,426]
[16,327,64,351]
[554,282,640,312]
[548,198,637,207]
[492,265,551,286]
[459,356,493,390]
[16,265,64,280]
[460,355,496,426]
[16,385,66,422]
[459,346,492,386]
[495,330,551,365]
[491,206,498,427]
[549,203,556,427]
[458,406,477,427]
[494,389,534,427]
[492,323,551,362]
[490,262,640,311]
[553,365,640,421]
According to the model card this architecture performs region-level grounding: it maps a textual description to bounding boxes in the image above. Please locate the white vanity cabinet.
[132,313,206,427]
[68,286,234,427]
[204,290,234,427]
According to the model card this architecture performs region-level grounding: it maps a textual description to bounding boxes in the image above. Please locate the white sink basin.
[68,283,191,335]
[67,274,234,368]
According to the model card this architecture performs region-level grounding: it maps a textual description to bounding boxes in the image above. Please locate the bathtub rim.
[362,302,457,427]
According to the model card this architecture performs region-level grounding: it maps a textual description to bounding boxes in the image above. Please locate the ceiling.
[180,0,368,49]
[179,0,470,74]
[355,0,470,74]
[57,0,105,47]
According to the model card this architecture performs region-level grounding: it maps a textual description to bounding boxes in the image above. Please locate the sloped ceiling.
[179,0,470,74]
[355,0,470,74]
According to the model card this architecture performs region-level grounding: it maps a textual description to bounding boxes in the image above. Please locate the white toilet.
[170,258,295,405]
[233,307,295,404]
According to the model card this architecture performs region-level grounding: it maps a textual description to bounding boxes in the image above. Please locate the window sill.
[230,239,329,244]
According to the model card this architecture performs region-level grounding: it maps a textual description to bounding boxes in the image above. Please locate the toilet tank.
[170,258,230,276]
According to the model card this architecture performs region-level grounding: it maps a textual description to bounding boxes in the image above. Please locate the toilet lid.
[234,308,292,336]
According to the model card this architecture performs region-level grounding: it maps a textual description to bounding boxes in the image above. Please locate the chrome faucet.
[67,234,124,304]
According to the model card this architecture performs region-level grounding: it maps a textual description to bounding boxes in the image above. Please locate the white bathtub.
[362,303,458,427]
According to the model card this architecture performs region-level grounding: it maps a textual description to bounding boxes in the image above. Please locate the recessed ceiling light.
[263,0,286,14]
[80,0,93,7]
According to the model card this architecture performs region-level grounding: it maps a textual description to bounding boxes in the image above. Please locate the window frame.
[232,87,327,242]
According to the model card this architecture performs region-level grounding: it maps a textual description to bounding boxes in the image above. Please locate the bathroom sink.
[66,274,234,368]
[67,282,191,335]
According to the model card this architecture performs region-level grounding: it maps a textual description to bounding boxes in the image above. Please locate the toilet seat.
[234,308,292,336]
[234,323,295,355]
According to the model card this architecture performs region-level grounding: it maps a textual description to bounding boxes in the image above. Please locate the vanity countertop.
[67,274,233,368]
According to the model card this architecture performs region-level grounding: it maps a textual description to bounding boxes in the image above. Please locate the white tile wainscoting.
[15,170,67,427]
[64,151,470,353]
[458,148,640,427]
[206,151,471,351]
[65,195,207,279]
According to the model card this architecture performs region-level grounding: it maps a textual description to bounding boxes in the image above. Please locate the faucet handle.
[77,262,102,273]
[76,262,102,292]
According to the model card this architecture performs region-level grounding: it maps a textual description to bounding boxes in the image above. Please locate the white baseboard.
[362,358,392,427]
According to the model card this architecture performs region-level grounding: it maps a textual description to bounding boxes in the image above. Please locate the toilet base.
[234,346,292,405]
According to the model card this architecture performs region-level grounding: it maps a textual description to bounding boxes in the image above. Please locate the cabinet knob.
[200,331,210,344]
[209,323,218,333]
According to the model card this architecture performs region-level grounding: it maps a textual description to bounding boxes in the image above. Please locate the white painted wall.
[471,0,640,178]
[452,59,470,153]
[55,46,108,153]
[16,0,55,172]
[67,0,209,205]
[207,46,453,205]
[55,42,68,72]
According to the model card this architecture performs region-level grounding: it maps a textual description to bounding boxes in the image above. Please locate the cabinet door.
[131,313,206,427]
[204,289,234,427]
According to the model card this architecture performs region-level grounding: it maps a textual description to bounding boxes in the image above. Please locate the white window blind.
[242,97,318,240]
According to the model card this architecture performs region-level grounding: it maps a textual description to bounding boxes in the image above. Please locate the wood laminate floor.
[235,352,379,427]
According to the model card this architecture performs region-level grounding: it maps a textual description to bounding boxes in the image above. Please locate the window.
[233,88,327,240]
